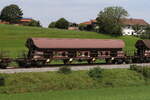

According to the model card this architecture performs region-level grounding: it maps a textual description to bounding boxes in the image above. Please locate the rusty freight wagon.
[133,40,150,63]
[16,38,125,67]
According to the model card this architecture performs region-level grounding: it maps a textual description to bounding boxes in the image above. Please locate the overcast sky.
[0,0,150,27]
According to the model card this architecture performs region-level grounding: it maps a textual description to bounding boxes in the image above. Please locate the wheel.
[63,59,69,64]
[105,59,112,64]
[17,61,24,67]
[24,61,32,68]
[0,63,8,69]
[112,59,116,64]
[125,58,132,64]
[35,61,45,67]
[87,60,92,64]
[17,60,31,68]
[117,59,124,64]
[87,59,94,64]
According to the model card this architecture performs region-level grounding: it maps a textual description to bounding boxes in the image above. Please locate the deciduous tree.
[96,6,128,35]
[48,22,56,28]
[55,18,69,29]
[0,4,23,23]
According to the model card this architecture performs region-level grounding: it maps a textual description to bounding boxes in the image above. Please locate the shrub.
[58,66,72,74]
[0,76,5,86]
[130,65,150,79]
[130,65,143,73]
[143,67,150,78]
[88,67,104,79]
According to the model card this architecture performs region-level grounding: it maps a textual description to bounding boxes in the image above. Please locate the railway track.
[0,63,150,74]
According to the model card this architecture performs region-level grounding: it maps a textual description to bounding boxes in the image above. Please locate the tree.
[0,4,23,23]
[55,18,69,29]
[48,22,56,28]
[25,20,42,27]
[96,6,128,35]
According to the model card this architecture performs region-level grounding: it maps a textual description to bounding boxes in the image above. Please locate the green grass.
[0,24,139,57]
[0,69,145,94]
[0,86,150,100]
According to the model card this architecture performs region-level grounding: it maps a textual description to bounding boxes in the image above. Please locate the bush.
[58,66,72,74]
[88,67,104,79]
[0,76,5,86]
[143,67,150,78]
[130,65,150,79]
[130,65,143,73]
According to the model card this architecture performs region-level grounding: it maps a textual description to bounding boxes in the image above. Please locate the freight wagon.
[1,38,150,68]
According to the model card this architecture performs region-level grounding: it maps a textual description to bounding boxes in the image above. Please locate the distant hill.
[0,24,139,57]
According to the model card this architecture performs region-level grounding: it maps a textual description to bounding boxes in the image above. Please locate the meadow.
[0,24,139,57]
[0,86,150,100]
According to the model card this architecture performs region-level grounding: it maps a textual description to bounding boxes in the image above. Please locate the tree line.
[0,4,150,37]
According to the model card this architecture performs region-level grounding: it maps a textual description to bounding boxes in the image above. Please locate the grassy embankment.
[0,68,147,94]
[0,24,139,57]
[0,86,150,100]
